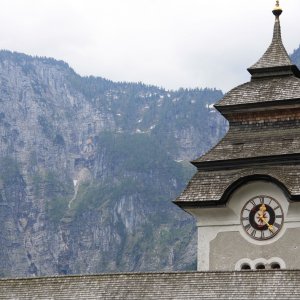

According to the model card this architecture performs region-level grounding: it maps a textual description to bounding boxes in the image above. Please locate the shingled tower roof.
[249,7,292,70]
[215,5,300,109]
[175,4,300,208]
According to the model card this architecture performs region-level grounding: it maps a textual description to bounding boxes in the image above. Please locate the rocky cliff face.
[0,50,227,278]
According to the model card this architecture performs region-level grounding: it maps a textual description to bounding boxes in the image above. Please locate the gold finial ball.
[273,0,282,17]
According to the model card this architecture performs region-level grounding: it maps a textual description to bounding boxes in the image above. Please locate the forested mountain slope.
[3,42,300,277]
[0,50,227,277]
[291,46,300,67]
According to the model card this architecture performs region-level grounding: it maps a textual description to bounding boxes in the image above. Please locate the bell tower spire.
[247,0,300,78]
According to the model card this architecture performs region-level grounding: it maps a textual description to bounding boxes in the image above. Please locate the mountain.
[291,46,300,67]
[5,41,300,277]
[0,50,227,277]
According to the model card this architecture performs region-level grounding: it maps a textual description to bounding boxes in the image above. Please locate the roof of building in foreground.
[1,270,300,299]
[0,270,300,300]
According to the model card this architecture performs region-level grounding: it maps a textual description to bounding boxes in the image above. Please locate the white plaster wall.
[186,180,300,271]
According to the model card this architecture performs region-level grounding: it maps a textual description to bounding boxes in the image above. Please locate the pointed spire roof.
[215,1,300,110]
[247,2,299,78]
[249,16,292,70]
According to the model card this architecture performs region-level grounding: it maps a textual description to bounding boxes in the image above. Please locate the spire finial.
[273,0,282,17]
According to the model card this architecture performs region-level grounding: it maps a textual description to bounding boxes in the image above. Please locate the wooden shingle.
[1,270,300,300]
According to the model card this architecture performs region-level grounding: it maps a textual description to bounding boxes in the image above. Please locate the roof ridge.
[0,269,298,282]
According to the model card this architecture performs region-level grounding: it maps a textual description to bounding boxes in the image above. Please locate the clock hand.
[258,214,274,233]
[258,204,274,232]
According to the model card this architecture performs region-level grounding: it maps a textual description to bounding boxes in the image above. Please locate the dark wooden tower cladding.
[175,5,300,209]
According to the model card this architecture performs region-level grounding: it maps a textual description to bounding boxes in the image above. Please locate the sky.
[0,0,299,92]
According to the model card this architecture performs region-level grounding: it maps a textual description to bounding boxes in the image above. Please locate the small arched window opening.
[271,262,281,269]
[241,263,251,270]
[256,264,265,270]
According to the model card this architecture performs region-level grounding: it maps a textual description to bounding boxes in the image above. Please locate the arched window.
[241,263,251,270]
[255,263,265,270]
[270,262,281,269]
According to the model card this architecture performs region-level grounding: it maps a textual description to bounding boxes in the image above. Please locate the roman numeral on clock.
[244,224,251,231]
[273,222,281,229]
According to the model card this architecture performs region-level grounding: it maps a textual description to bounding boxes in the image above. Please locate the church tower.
[175,1,300,271]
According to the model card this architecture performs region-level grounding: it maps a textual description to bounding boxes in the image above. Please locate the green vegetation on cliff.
[0,50,224,277]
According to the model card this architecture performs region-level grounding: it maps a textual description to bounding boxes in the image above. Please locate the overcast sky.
[0,0,299,92]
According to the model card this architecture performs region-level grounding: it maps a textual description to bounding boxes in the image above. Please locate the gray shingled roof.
[193,121,300,163]
[177,10,300,207]
[249,16,292,70]
[215,13,300,109]
[215,76,300,107]
[1,270,300,299]
[175,165,300,204]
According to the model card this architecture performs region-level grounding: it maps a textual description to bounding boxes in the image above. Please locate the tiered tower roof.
[175,3,300,208]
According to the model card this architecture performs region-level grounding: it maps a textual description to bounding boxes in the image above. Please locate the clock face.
[240,195,284,240]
